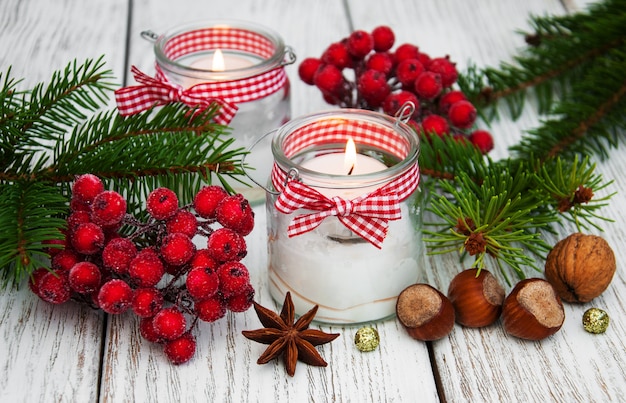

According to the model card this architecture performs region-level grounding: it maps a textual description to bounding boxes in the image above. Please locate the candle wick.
[347,164,354,175]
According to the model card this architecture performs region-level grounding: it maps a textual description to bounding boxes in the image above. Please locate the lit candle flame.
[344,137,357,175]
[212,49,225,71]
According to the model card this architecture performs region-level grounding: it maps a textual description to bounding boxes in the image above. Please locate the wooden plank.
[100,0,438,401]
[348,0,626,401]
[0,1,128,401]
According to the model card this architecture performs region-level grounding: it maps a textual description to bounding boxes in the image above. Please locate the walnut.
[544,233,616,303]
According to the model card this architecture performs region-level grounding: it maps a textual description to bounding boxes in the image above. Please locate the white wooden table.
[1,0,624,401]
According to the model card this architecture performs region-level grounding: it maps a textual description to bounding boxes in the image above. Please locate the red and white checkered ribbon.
[114,27,288,125]
[271,118,420,248]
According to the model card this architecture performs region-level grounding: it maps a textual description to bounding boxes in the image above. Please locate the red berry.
[382,91,420,118]
[448,100,477,129]
[28,267,50,295]
[166,209,198,238]
[347,30,374,58]
[313,64,344,96]
[67,210,91,232]
[394,43,419,64]
[321,42,352,69]
[98,279,133,314]
[414,71,443,100]
[298,57,323,85]
[139,316,164,343]
[186,265,220,301]
[68,261,102,294]
[102,237,137,275]
[132,287,164,318]
[195,295,227,322]
[226,283,255,312]
[91,190,126,226]
[371,26,395,52]
[215,194,254,234]
[43,234,67,258]
[207,228,247,263]
[71,222,105,255]
[395,59,425,87]
[438,90,466,114]
[417,52,432,68]
[357,69,390,108]
[218,261,250,297]
[469,130,494,154]
[152,307,187,341]
[160,233,196,267]
[128,249,165,287]
[421,114,450,137]
[164,333,196,365]
[37,271,71,304]
[146,187,178,220]
[72,174,104,205]
[51,249,82,271]
[365,52,393,76]
[194,185,228,219]
[428,56,458,87]
[190,248,219,271]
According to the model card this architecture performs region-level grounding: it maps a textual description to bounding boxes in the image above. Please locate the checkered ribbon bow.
[114,66,238,125]
[114,26,289,125]
[274,163,419,249]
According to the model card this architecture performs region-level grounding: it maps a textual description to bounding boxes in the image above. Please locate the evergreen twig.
[0,58,248,287]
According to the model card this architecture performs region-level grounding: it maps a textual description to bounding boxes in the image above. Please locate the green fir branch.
[0,58,248,288]
[0,181,68,288]
[457,0,626,161]
[423,161,556,284]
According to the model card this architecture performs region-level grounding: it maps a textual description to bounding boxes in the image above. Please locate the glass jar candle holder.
[265,108,424,325]
[118,20,295,203]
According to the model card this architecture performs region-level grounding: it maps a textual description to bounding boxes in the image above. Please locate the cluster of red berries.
[29,174,256,365]
[298,26,494,153]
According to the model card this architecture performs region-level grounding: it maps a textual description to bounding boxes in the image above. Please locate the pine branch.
[0,181,68,288]
[0,58,249,288]
[423,160,557,284]
[457,0,626,161]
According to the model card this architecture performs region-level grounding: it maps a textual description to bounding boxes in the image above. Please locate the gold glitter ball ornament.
[354,327,380,352]
[582,308,610,334]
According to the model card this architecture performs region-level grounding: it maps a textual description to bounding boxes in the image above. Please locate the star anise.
[242,292,340,376]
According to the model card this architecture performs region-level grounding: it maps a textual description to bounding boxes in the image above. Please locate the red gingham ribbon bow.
[114,66,238,125]
[274,163,419,248]
[114,26,289,125]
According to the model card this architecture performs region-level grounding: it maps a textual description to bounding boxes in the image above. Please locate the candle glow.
[212,49,225,71]
[345,137,357,175]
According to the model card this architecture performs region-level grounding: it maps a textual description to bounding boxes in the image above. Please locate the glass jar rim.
[271,109,420,190]
[154,19,287,81]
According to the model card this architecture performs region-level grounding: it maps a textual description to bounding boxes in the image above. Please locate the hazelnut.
[545,233,616,303]
[502,278,565,340]
[396,283,455,341]
[448,268,505,327]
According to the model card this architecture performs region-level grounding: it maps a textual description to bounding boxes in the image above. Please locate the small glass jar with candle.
[147,20,295,202]
[265,108,424,325]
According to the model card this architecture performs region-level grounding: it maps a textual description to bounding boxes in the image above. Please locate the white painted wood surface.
[1,0,624,402]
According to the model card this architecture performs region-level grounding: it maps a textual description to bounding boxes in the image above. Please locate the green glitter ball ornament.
[354,327,380,352]
[582,308,609,334]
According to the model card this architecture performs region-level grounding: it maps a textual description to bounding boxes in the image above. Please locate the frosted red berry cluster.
[30,174,256,365]
[298,26,494,153]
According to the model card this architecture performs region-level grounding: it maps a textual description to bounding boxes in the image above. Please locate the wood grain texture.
[0,1,126,402]
[348,0,626,402]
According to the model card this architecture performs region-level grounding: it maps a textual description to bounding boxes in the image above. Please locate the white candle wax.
[188,50,256,72]
[268,142,422,324]
[174,50,284,203]
[298,141,389,199]
[268,201,422,324]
